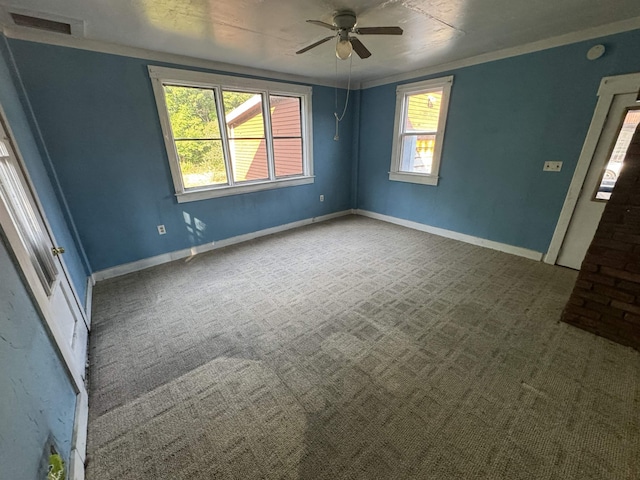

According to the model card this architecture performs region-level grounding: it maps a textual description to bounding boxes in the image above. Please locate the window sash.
[399,133,437,175]
[401,89,443,135]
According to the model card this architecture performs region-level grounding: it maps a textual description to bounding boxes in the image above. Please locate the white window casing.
[389,75,454,186]
[148,66,314,202]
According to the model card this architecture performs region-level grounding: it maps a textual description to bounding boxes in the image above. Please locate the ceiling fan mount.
[296,10,403,59]
[333,10,357,31]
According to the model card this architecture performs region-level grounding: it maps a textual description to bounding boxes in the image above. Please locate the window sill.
[175,176,314,203]
[389,172,439,186]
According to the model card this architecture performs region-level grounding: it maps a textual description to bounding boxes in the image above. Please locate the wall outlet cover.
[543,161,563,172]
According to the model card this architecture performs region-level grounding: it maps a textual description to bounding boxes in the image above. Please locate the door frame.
[0,104,88,479]
[545,72,640,265]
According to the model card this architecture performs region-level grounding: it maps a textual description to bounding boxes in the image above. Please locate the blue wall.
[8,41,355,272]
[357,29,640,253]
[0,238,76,479]
[6,29,640,270]
[0,37,90,301]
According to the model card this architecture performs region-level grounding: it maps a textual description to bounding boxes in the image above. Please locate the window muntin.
[389,76,453,186]
[149,67,313,202]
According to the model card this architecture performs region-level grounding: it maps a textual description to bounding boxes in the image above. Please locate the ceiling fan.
[296,10,403,60]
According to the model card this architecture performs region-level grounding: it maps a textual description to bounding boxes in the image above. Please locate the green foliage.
[47,454,65,480]
[164,85,219,138]
[163,86,257,187]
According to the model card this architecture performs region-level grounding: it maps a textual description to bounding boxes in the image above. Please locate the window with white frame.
[389,75,453,186]
[148,66,314,202]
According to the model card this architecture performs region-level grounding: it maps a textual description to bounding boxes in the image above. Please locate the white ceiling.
[4,0,640,84]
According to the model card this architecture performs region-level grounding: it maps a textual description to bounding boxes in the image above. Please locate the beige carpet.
[86,216,640,479]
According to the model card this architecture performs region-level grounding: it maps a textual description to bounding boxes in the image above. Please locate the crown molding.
[3,14,640,92]
[1,25,356,89]
[360,16,640,89]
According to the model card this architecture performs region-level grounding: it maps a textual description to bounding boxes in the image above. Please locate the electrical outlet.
[157,225,166,235]
[543,161,563,172]
[320,195,324,202]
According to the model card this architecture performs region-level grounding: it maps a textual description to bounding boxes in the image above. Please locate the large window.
[389,76,453,186]
[149,67,313,202]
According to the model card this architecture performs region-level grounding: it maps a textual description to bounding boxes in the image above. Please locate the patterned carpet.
[86,216,640,479]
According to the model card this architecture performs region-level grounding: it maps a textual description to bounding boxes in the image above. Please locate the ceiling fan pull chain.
[333,55,353,141]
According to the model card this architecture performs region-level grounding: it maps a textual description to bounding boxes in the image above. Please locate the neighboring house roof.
[226,96,289,127]
[225,95,262,127]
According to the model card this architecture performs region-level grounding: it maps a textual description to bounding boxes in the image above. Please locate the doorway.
[0,119,88,375]
[0,109,88,478]
[556,94,640,269]
[546,73,640,269]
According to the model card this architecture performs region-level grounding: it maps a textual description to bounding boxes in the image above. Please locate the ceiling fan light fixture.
[336,39,352,60]
[299,10,401,58]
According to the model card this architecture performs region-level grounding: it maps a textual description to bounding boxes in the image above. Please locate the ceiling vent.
[10,13,72,35]
[1,8,85,37]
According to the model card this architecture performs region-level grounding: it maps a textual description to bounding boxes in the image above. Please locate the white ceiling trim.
[2,25,356,89]
[3,14,640,92]
[361,16,640,89]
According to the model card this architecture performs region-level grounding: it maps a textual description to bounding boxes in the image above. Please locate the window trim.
[389,75,453,186]
[148,66,314,202]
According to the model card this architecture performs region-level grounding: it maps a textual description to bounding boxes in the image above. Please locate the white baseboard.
[91,208,542,282]
[84,276,93,329]
[69,388,88,480]
[356,209,543,261]
[92,209,355,281]
[69,449,85,480]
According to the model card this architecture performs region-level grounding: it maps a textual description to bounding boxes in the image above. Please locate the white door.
[0,120,88,378]
[556,93,640,269]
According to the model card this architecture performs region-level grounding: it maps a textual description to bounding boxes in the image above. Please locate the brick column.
[562,124,640,350]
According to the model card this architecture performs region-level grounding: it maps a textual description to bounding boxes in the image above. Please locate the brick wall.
[562,124,640,350]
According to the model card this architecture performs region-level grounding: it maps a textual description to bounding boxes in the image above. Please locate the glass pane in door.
[0,140,58,294]
[595,109,640,200]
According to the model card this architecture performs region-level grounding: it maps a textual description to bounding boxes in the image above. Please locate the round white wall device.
[587,44,605,60]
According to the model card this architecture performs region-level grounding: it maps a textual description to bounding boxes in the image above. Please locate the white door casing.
[0,109,88,478]
[545,73,640,266]
[555,93,639,269]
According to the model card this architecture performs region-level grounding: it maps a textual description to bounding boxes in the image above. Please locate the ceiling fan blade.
[354,26,403,35]
[296,36,335,54]
[350,37,371,59]
[306,20,338,30]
